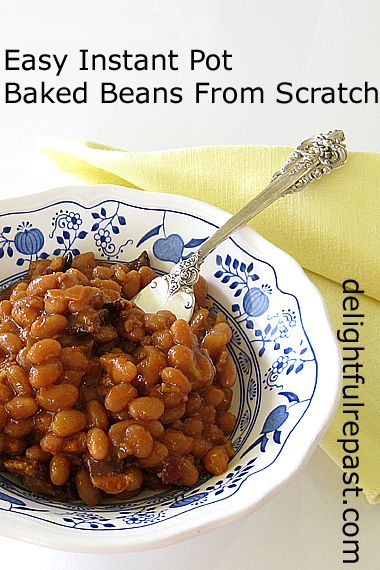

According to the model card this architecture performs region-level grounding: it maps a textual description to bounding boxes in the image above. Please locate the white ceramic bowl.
[0,185,340,552]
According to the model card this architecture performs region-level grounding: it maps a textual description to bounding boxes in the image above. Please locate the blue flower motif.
[272,355,289,373]
[94,228,111,246]
[65,212,82,230]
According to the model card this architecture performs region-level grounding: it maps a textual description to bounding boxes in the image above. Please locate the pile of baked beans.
[0,252,236,505]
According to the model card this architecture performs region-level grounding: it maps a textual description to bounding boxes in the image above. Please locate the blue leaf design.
[225,254,232,266]
[2,226,11,234]
[221,275,231,283]
[259,346,265,357]
[112,226,120,234]
[274,342,280,350]
[100,207,107,217]
[57,236,64,244]
[39,252,49,259]
[300,348,308,355]
[77,231,88,239]
[246,320,254,329]
[184,237,207,248]
[0,248,3,259]
[72,249,80,256]
[90,523,98,528]
[240,262,246,272]
[136,224,162,248]
[264,324,271,334]
[216,254,223,266]
[270,326,278,336]
[255,329,261,336]
[7,246,13,257]
[169,492,208,508]
[295,363,304,374]
[232,304,240,312]
[229,281,239,289]
[215,489,224,496]
[214,270,223,278]
[118,216,126,225]
[284,347,292,354]
[234,289,243,297]
[91,212,100,219]
[53,248,61,255]
[250,274,259,281]
[63,231,70,239]
[103,523,116,527]
[279,391,300,403]
[63,517,74,523]
[247,262,253,272]
[232,258,239,269]
[91,223,99,231]
[0,492,25,506]
[273,430,281,444]
[286,363,295,375]
[16,258,24,266]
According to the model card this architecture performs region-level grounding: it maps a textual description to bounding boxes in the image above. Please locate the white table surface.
[0,1,379,568]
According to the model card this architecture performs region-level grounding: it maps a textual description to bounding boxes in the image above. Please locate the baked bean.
[204,385,225,407]
[122,270,141,299]
[29,360,64,389]
[185,392,202,415]
[27,339,62,365]
[60,347,88,370]
[51,409,87,437]
[61,370,86,387]
[30,314,68,339]
[75,467,101,506]
[138,266,156,288]
[0,300,12,316]
[36,384,79,412]
[0,406,8,430]
[58,268,89,287]
[26,445,51,463]
[160,429,194,456]
[0,332,24,355]
[137,346,167,385]
[144,313,167,333]
[161,456,199,486]
[104,384,137,413]
[194,275,208,305]
[151,330,174,351]
[7,366,33,395]
[128,397,164,421]
[27,274,58,296]
[160,367,192,398]
[40,432,64,454]
[92,266,114,280]
[201,323,232,360]
[170,319,198,350]
[168,345,215,390]
[44,290,69,314]
[216,352,237,388]
[86,427,109,460]
[5,396,38,420]
[198,403,216,425]
[202,424,225,445]
[5,437,26,455]
[0,383,13,403]
[138,441,169,468]
[34,410,53,435]
[86,399,109,430]
[62,431,87,454]
[216,411,236,435]
[192,437,213,458]
[182,417,204,437]
[11,296,44,327]
[5,418,34,438]
[160,401,186,425]
[50,453,71,486]
[86,400,109,430]
[101,354,137,384]
[125,466,143,491]
[16,347,33,371]
[141,419,164,439]
[10,282,28,302]
[202,445,229,475]
[108,421,154,458]
[217,388,233,411]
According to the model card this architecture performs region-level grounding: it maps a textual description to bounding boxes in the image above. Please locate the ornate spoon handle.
[166,129,347,295]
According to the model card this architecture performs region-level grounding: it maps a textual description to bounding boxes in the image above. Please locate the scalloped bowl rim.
[0,185,341,553]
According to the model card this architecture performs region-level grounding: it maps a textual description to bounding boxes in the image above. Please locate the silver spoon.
[133,130,347,321]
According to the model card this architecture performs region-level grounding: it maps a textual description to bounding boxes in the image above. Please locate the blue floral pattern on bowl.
[0,195,317,534]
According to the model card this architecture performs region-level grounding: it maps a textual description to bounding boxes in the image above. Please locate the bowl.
[0,185,340,552]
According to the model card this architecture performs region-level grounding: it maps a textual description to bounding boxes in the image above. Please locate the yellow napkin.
[41,139,379,504]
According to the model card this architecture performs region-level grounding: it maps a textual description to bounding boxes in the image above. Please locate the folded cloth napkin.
[41,138,379,504]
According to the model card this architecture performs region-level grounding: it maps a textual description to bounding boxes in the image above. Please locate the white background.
[0,1,379,568]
